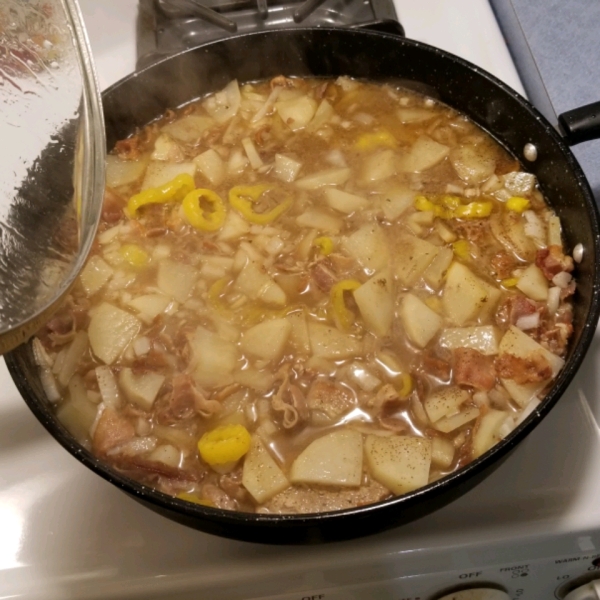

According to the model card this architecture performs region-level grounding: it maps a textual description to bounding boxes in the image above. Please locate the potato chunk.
[88,303,141,365]
[189,327,239,387]
[308,322,361,359]
[353,269,394,337]
[400,294,443,348]
[290,430,363,487]
[118,368,165,411]
[80,256,113,296]
[365,435,432,495]
[240,318,292,363]
[399,136,449,172]
[472,409,509,457]
[157,259,197,303]
[438,325,501,356]
[424,387,470,423]
[442,262,501,326]
[342,223,390,273]
[395,234,439,286]
[243,438,290,503]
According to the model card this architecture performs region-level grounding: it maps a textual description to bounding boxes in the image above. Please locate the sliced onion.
[251,86,280,123]
[552,271,573,289]
[523,210,546,246]
[95,366,121,408]
[516,312,540,331]
[547,286,561,314]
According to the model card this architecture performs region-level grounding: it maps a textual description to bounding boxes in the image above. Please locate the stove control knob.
[564,579,600,600]
[438,590,509,600]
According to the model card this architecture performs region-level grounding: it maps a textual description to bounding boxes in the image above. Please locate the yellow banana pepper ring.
[197,424,252,466]
[125,173,195,218]
[183,188,226,231]
[330,279,362,331]
[414,194,493,220]
[229,184,292,225]
[313,236,334,256]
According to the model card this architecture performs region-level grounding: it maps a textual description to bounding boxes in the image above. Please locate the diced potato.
[142,161,196,190]
[151,134,184,162]
[547,215,563,247]
[365,435,432,495]
[157,259,197,303]
[287,309,311,354]
[353,269,394,337]
[79,256,113,296]
[438,325,501,355]
[189,327,239,388]
[149,444,180,468]
[161,115,214,143]
[431,437,455,469]
[422,247,453,289]
[273,154,302,183]
[194,148,225,186]
[306,99,334,132]
[342,223,390,273]
[57,388,97,442]
[307,321,361,359]
[449,144,496,184]
[218,210,250,242]
[395,234,439,286]
[235,261,287,307]
[380,186,415,221]
[88,303,141,365]
[399,136,449,172]
[433,406,480,433]
[400,294,443,348]
[127,294,172,323]
[472,409,509,457]
[359,149,395,184]
[240,318,292,363]
[233,368,276,393]
[490,211,536,262]
[275,96,318,130]
[106,154,148,188]
[442,262,500,326]
[242,438,290,503]
[499,326,564,376]
[396,107,436,123]
[295,167,351,190]
[516,264,549,301]
[203,80,241,123]
[119,368,165,411]
[502,171,536,196]
[498,326,565,407]
[424,387,470,423]
[324,188,368,214]
[296,208,342,233]
[241,137,263,169]
[290,430,363,487]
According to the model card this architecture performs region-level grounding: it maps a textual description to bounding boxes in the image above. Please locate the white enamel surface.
[0,1,598,598]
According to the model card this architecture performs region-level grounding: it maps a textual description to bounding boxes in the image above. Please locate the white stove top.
[1,2,599,598]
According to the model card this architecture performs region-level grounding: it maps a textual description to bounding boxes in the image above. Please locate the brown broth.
[36,76,576,515]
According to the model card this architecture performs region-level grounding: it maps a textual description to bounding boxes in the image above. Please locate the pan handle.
[558,100,600,146]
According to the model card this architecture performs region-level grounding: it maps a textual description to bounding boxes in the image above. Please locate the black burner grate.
[137,0,403,68]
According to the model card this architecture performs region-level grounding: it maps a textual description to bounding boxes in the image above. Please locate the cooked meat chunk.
[306,379,355,420]
[453,348,496,391]
[536,245,574,280]
[92,408,135,456]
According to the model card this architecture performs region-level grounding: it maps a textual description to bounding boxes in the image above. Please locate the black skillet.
[5,28,600,544]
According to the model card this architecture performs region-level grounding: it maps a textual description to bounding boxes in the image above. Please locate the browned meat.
[495,352,552,384]
[44,313,75,346]
[155,374,220,425]
[306,379,354,420]
[270,75,297,89]
[102,188,125,224]
[92,408,135,456]
[422,352,452,382]
[535,245,574,280]
[452,219,491,246]
[490,250,518,279]
[453,348,496,391]
[495,295,539,328]
[115,137,142,160]
[310,260,337,293]
[539,308,573,357]
[219,471,250,503]
[263,480,390,514]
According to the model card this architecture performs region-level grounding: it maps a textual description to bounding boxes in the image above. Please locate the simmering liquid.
[34,76,576,514]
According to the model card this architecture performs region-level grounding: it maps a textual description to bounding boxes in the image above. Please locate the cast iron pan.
[6,28,600,544]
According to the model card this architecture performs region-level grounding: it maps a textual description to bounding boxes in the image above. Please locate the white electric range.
[1,1,599,599]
